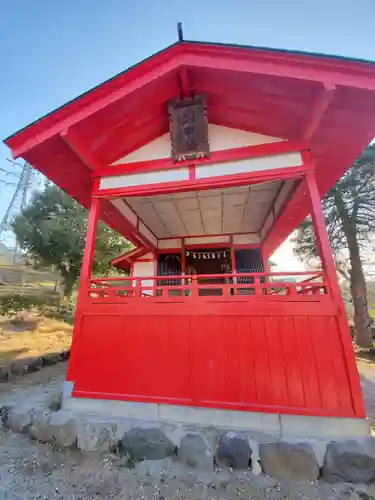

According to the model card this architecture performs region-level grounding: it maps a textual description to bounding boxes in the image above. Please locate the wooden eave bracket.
[60,129,102,171]
[302,82,336,141]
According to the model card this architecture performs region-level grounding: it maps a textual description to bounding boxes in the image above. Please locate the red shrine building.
[5,40,375,431]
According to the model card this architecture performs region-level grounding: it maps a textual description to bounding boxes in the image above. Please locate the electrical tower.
[0,160,39,254]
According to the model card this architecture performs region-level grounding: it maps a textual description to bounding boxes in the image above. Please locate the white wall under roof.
[133,260,155,294]
[111,124,283,165]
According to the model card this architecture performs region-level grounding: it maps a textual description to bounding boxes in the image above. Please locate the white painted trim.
[184,235,230,245]
[196,152,303,180]
[100,168,189,190]
[110,199,138,226]
[139,222,157,247]
[158,238,183,249]
[233,233,260,244]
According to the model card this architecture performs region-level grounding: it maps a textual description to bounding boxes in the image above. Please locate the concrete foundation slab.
[158,404,281,435]
[280,414,371,440]
[62,385,371,442]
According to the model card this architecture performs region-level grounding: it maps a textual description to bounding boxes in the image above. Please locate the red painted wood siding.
[70,305,363,418]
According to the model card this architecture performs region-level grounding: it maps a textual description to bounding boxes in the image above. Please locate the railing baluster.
[135,279,141,299]
[87,271,329,302]
[253,276,259,296]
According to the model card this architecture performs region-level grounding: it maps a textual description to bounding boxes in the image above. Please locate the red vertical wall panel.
[72,306,362,418]
[279,316,305,408]
[309,316,340,411]
[250,316,273,406]
[237,316,257,404]
[293,316,322,410]
[264,317,288,406]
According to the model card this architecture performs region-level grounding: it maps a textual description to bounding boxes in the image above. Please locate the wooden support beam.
[79,195,101,288]
[302,82,336,141]
[95,164,312,199]
[61,129,102,171]
[67,193,100,382]
[305,170,365,417]
[96,139,310,178]
[305,172,338,297]
[178,66,191,98]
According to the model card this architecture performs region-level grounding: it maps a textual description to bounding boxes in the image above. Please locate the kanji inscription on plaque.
[168,96,210,162]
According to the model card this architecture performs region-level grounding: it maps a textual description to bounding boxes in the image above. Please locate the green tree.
[13,185,131,297]
[293,145,375,347]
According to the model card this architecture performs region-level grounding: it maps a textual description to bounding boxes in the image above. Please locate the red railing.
[87,271,329,302]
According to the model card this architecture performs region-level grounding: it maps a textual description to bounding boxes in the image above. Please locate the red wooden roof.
[5,40,375,253]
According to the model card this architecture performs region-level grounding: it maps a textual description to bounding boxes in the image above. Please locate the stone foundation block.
[178,432,213,470]
[47,411,76,448]
[75,419,116,453]
[259,442,319,481]
[121,426,176,461]
[6,407,33,433]
[29,411,53,442]
[322,439,375,483]
[217,432,252,469]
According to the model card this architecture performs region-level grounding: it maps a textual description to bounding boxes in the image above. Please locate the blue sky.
[0,0,375,260]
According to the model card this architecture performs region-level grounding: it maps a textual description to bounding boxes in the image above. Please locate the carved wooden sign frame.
[168,96,210,162]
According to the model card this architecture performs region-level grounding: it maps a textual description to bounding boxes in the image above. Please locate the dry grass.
[0,315,72,365]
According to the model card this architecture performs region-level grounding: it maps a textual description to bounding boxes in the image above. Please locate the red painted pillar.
[78,195,101,292]
[67,194,101,381]
[305,172,340,301]
[305,171,365,417]
[260,245,268,273]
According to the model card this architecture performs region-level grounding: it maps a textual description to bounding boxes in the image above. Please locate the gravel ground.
[358,355,375,433]
[0,361,375,499]
[1,428,374,500]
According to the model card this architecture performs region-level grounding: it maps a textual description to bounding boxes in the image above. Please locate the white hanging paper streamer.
[185,250,229,260]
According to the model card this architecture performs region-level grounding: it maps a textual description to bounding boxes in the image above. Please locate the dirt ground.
[357,354,375,433]
[0,316,72,367]
[1,361,375,499]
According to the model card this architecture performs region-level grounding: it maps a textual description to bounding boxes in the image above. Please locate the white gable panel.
[110,125,284,166]
[209,124,282,151]
[112,134,171,165]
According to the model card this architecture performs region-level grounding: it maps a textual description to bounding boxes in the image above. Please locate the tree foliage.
[293,144,375,347]
[12,185,131,297]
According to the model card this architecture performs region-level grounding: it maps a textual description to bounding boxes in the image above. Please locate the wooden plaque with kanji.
[168,96,210,162]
